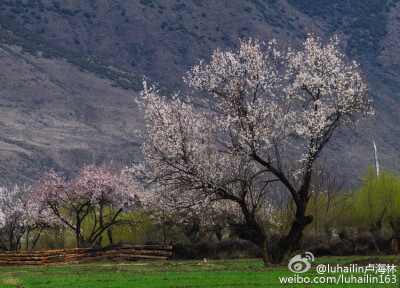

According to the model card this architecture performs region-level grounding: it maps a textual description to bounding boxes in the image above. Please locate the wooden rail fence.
[0,244,172,265]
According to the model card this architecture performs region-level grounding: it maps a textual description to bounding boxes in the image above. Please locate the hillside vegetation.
[0,0,398,185]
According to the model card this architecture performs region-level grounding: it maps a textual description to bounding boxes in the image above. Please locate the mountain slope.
[0,43,143,185]
[0,0,398,185]
[0,0,314,86]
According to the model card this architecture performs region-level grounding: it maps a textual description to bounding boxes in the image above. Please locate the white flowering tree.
[0,204,4,229]
[138,35,372,264]
[0,212,4,230]
[0,185,40,251]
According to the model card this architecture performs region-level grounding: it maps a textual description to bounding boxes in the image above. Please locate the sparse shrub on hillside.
[287,0,388,58]
[0,13,142,90]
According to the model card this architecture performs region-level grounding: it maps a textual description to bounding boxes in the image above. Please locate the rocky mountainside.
[0,43,143,185]
[0,0,399,185]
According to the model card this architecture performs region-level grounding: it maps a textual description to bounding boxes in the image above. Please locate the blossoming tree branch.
[137,35,373,264]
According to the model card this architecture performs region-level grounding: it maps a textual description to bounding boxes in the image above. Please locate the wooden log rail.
[0,244,172,265]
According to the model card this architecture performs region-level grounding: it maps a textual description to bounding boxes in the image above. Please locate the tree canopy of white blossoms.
[137,35,373,264]
[0,207,4,229]
[0,185,39,251]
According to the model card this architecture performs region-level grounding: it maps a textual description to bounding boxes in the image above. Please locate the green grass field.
[0,256,399,287]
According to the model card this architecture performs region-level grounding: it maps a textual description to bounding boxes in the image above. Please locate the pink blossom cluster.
[35,164,142,227]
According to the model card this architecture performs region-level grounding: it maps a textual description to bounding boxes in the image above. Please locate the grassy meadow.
[0,256,399,287]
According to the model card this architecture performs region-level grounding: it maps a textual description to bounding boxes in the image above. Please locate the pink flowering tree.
[35,164,142,248]
[137,35,372,264]
[0,185,41,251]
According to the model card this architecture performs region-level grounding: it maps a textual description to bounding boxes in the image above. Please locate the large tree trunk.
[232,206,313,265]
[267,215,313,264]
[75,221,82,248]
[75,230,80,248]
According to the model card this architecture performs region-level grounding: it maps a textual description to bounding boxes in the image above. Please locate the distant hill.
[0,0,399,185]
